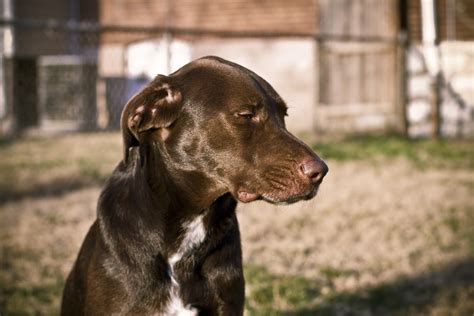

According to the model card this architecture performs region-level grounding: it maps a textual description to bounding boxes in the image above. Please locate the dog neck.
[141,142,229,212]
[97,151,238,303]
[97,147,235,275]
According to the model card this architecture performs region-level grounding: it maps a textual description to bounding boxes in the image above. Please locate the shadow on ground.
[284,257,474,316]
[0,176,105,205]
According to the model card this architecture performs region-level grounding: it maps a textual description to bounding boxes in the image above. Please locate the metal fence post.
[396,34,409,136]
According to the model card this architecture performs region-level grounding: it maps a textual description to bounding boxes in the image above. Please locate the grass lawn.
[0,133,473,315]
[313,133,474,169]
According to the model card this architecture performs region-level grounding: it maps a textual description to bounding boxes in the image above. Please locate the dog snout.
[298,158,328,184]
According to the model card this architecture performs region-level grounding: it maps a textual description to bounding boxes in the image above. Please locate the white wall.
[100,38,319,135]
[192,38,316,134]
[407,42,474,137]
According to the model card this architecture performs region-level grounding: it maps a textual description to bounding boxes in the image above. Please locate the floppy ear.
[121,76,182,164]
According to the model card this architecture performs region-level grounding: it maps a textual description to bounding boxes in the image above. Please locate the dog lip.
[237,190,259,203]
[235,180,322,204]
[262,184,320,204]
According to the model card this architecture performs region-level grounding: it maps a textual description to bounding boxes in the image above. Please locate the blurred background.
[0,0,473,315]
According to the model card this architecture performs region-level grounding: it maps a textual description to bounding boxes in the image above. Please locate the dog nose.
[298,158,328,183]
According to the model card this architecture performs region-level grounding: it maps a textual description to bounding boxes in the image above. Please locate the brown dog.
[61,56,328,315]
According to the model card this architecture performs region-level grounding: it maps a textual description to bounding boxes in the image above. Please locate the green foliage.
[1,280,64,316]
[313,134,474,169]
[443,208,461,234]
[245,261,474,316]
[244,265,320,315]
[0,246,65,315]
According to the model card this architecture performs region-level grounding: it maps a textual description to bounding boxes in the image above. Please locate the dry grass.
[240,158,474,315]
[0,133,473,315]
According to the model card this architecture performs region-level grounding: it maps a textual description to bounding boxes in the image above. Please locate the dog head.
[122,56,328,206]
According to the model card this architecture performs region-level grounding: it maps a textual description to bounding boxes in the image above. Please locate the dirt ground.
[0,133,473,315]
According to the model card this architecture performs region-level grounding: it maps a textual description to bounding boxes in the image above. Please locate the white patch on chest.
[164,214,206,315]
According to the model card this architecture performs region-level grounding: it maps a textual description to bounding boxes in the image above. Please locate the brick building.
[97,0,473,136]
[0,0,472,136]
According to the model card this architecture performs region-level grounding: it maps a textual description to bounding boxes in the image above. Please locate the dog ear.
[121,76,182,164]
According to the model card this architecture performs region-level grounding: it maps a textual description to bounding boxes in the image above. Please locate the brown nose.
[298,158,328,183]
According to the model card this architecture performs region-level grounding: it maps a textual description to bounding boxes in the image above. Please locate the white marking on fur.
[165,215,206,315]
[165,286,198,316]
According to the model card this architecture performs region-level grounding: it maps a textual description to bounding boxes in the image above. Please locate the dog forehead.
[173,56,287,111]
[199,57,287,107]
[191,56,242,72]
[175,56,249,83]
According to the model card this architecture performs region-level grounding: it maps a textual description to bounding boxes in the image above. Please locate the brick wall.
[100,0,316,44]
[408,0,474,42]
[14,0,98,57]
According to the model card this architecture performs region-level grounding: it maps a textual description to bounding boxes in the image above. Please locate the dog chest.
[165,214,206,315]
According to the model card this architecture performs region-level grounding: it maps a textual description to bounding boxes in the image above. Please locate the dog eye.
[235,111,255,119]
